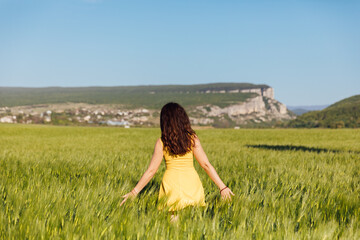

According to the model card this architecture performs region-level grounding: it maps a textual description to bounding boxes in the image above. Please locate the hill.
[286,95,360,128]
[0,83,268,108]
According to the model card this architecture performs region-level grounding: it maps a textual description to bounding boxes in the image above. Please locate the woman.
[120,102,234,220]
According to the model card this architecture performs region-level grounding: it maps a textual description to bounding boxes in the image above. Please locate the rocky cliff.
[188,87,294,126]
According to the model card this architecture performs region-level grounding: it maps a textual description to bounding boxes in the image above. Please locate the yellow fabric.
[158,139,207,211]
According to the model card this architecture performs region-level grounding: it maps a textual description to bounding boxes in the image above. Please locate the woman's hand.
[120,190,137,206]
[120,138,163,208]
[220,187,235,201]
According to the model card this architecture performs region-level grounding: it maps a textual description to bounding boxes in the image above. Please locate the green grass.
[1,124,359,239]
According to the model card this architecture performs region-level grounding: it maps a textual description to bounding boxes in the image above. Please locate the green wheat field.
[1,124,359,239]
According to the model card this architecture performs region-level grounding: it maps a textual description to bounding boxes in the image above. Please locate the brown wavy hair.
[160,102,196,156]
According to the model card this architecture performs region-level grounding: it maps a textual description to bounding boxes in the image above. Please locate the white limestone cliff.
[190,87,294,125]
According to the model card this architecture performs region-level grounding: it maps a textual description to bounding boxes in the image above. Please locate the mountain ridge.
[287,105,329,115]
[0,83,270,108]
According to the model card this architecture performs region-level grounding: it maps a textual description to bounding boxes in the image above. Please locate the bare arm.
[193,136,234,200]
[120,138,163,206]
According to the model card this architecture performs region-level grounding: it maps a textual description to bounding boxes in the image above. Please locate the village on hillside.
[0,103,154,127]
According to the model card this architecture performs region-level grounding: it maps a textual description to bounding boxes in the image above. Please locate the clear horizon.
[1,0,359,106]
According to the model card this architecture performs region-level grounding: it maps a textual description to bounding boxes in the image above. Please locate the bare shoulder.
[155,138,163,149]
[193,134,202,148]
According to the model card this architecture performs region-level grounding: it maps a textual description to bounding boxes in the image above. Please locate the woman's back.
[159,139,206,211]
[163,146,194,171]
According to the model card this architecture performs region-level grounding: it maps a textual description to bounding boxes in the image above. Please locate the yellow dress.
[158,139,207,211]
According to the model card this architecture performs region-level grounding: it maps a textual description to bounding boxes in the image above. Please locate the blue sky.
[0,0,359,106]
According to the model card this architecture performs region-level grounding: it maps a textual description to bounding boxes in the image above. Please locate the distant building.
[0,116,15,123]
[44,116,51,122]
[100,120,130,126]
